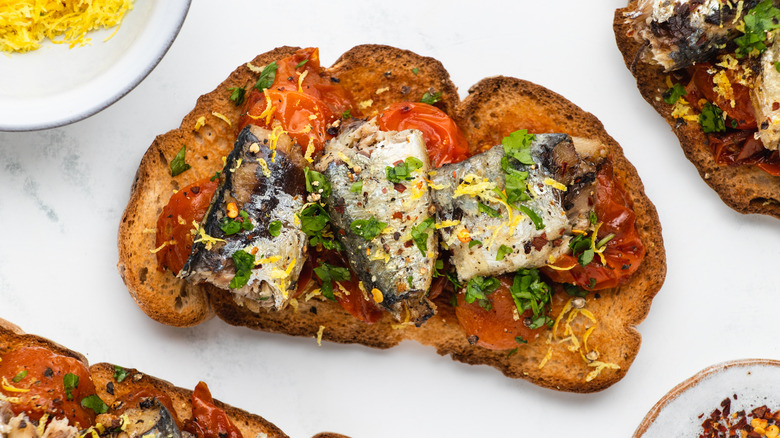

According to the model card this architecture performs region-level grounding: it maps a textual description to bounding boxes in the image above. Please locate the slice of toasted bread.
[613,3,780,218]
[0,318,342,438]
[118,45,665,392]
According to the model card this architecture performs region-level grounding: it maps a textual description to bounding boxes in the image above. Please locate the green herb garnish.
[298,204,342,250]
[304,168,331,199]
[113,365,128,383]
[63,373,79,401]
[588,210,598,225]
[517,205,545,230]
[496,244,513,261]
[170,145,191,177]
[735,1,780,58]
[407,276,414,288]
[349,180,363,193]
[699,102,726,133]
[420,91,441,105]
[210,170,221,182]
[228,86,246,106]
[509,269,553,329]
[464,276,501,310]
[411,67,419,75]
[314,262,351,301]
[350,216,387,241]
[478,202,501,218]
[269,220,282,237]
[80,395,108,415]
[563,283,588,298]
[295,59,308,69]
[12,370,27,383]
[662,83,687,105]
[569,233,595,267]
[515,336,528,344]
[254,61,278,91]
[468,239,483,248]
[411,217,435,256]
[219,210,254,235]
[386,157,424,183]
[501,130,535,165]
[229,250,255,289]
[342,109,352,119]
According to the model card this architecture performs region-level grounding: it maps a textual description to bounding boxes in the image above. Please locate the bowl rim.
[0,0,191,132]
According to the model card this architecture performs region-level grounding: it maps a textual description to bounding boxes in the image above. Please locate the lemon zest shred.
[257,158,272,177]
[2,377,29,393]
[543,177,567,191]
[212,112,232,126]
[194,116,206,131]
[297,70,309,92]
[316,325,325,346]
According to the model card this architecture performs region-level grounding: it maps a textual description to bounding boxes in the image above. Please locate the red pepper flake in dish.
[699,395,780,438]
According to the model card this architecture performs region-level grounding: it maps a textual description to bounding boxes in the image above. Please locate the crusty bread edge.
[613,4,780,218]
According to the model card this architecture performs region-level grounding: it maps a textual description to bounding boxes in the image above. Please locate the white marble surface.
[1,1,778,437]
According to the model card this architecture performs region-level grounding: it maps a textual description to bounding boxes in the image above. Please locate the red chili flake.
[452,170,457,178]
[392,212,403,220]
[394,183,407,193]
[382,187,387,194]
[773,102,780,111]
[334,205,345,214]
[531,233,548,251]
[393,160,404,166]
[404,240,413,248]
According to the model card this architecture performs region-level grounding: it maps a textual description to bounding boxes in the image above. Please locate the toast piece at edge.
[0,318,351,438]
[613,4,780,219]
[198,47,666,392]
[117,47,303,327]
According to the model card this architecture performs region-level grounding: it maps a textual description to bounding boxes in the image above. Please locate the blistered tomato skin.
[378,102,470,167]
[155,178,219,274]
[183,382,243,438]
[454,277,543,350]
[0,346,98,428]
[543,163,645,291]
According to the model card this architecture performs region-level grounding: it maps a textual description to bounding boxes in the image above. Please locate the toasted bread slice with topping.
[613,3,780,218]
[118,45,666,392]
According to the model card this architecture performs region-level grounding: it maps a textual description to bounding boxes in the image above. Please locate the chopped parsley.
[775,62,780,73]
[501,130,535,165]
[699,102,726,133]
[589,210,598,225]
[420,91,442,105]
[468,239,483,248]
[411,67,419,75]
[229,250,255,289]
[63,373,79,401]
[502,165,531,204]
[386,157,423,183]
[517,204,545,230]
[228,86,246,106]
[268,220,282,237]
[464,276,501,310]
[219,210,254,235]
[295,59,308,69]
[80,395,108,415]
[563,283,588,298]
[349,180,363,193]
[342,109,352,119]
[350,216,387,241]
[313,262,351,301]
[254,61,278,91]
[12,370,27,383]
[478,202,501,218]
[113,365,128,383]
[407,275,414,288]
[170,145,191,177]
[569,233,595,267]
[305,168,331,199]
[515,336,528,344]
[210,170,222,182]
[496,244,513,261]
[509,269,553,329]
[410,217,435,256]
[662,83,687,105]
[735,0,780,58]
[298,203,342,250]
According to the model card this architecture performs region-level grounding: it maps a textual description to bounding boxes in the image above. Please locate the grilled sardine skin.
[321,120,437,324]
[627,0,763,71]
[179,126,307,310]
[431,134,587,282]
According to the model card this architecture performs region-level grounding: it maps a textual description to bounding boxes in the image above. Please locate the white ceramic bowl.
[0,0,190,131]
[635,359,780,437]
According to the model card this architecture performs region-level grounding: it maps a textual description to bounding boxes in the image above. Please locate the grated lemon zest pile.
[1,0,134,53]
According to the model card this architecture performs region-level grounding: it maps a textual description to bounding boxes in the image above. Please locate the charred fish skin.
[320,120,437,324]
[108,397,182,438]
[179,125,308,310]
[431,134,589,282]
[627,0,762,71]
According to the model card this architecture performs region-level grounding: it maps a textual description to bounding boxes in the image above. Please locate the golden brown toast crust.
[0,319,294,438]
[613,4,780,218]
[119,45,666,392]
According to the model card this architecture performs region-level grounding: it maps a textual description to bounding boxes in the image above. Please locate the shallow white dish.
[635,359,780,437]
[0,0,190,131]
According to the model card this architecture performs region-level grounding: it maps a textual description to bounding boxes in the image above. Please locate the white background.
[1,1,779,437]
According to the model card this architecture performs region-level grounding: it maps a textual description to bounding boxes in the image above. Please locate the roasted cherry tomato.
[378,102,470,167]
[183,382,243,438]
[0,347,98,428]
[708,130,780,176]
[690,63,757,130]
[454,276,544,350]
[542,163,645,291]
[155,178,219,273]
[237,47,355,155]
[313,251,384,324]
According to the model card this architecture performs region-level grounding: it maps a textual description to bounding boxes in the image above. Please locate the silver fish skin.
[179,125,308,310]
[0,401,78,438]
[430,134,592,282]
[751,35,780,150]
[319,119,437,325]
[627,0,763,71]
